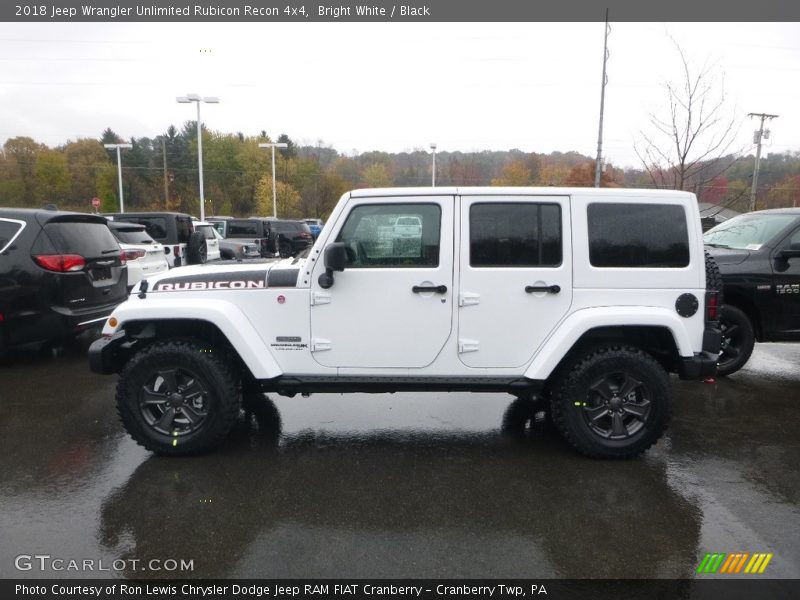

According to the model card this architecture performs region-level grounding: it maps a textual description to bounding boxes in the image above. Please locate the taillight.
[34,254,86,272]
[706,291,719,321]
[122,249,146,262]
[173,245,180,257]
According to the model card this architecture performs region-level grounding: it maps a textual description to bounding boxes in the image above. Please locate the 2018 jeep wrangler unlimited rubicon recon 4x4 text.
[89,188,722,458]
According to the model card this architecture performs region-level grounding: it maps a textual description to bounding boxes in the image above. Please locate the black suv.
[705,208,800,375]
[105,212,206,267]
[265,219,314,257]
[0,209,127,354]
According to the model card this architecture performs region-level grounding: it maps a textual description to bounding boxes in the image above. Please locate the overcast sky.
[0,22,798,167]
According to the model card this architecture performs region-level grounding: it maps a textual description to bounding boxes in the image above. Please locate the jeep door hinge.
[458,292,480,307]
[458,338,480,353]
[311,291,332,306]
[311,338,332,352]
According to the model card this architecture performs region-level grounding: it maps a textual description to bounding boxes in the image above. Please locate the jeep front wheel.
[116,340,240,455]
[549,346,671,459]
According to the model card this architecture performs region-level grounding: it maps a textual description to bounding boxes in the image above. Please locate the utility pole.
[594,9,610,188]
[748,112,778,212]
[161,137,169,206]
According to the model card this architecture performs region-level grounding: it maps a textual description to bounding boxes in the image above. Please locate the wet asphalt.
[0,336,798,580]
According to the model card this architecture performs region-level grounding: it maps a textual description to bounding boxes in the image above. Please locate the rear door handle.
[525,284,561,294]
[412,285,448,294]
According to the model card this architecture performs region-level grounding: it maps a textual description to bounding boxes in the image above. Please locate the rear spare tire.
[187,231,207,265]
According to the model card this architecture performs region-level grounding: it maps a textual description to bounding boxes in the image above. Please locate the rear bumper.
[676,351,718,380]
[51,299,124,332]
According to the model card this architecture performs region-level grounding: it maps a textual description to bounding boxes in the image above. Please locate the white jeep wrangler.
[90,187,722,458]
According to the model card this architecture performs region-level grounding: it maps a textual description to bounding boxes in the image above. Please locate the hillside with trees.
[1,125,798,219]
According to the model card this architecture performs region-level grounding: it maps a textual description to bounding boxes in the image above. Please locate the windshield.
[704,213,796,250]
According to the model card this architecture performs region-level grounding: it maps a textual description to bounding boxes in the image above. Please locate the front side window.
[588,203,690,268]
[470,203,562,267]
[336,203,441,267]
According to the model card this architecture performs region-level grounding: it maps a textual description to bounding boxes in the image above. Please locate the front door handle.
[525,284,561,294]
[413,285,448,294]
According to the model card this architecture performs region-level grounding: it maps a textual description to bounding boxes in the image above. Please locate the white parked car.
[107,221,169,290]
[91,187,722,459]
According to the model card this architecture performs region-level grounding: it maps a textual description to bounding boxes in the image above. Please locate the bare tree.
[635,41,741,197]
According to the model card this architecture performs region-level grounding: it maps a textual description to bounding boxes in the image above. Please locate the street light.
[103,143,133,213]
[429,143,437,187]
[177,93,219,221]
[258,142,289,218]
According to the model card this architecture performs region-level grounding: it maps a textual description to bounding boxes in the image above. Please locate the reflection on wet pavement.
[1,337,798,579]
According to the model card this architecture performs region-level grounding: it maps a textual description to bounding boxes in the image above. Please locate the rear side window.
[113,227,155,245]
[43,221,119,258]
[118,217,168,241]
[0,219,24,253]
[228,221,259,236]
[176,218,192,243]
[588,203,690,268]
[470,203,562,267]
[197,225,216,240]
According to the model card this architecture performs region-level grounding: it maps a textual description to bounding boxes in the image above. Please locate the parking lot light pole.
[430,143,437,187]
[103,143,133,213]
[177,94,219,221]
[258,142,289,218]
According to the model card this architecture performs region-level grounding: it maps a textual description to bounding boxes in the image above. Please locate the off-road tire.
[116,340,240,455]
[187,231,207,265]
[717,304,755,376]
[549,346,672,459]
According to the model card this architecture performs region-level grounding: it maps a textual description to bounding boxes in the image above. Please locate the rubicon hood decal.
[152,270,268,292]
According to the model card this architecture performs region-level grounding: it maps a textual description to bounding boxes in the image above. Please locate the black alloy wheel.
[139,367,210,436]
[582,373,651,440]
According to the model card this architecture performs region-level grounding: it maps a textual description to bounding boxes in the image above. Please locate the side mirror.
[318,242,347,289]
[777,248,800,260]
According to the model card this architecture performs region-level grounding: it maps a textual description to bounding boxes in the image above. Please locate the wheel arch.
[722,291,763,341]
[524,307,693,381]
[105,299,282,380]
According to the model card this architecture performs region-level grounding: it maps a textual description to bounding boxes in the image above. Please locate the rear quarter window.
[588,203,690,268]
[0,219,24,253]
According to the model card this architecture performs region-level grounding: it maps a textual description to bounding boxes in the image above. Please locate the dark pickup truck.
[705,208,800,375]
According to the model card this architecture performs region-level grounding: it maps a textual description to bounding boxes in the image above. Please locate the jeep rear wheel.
[717,304,755,376]
[116,340,240,455]
[549,346,671,459]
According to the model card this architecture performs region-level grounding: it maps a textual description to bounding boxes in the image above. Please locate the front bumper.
[88,331,129,375]
[676,351,718,380]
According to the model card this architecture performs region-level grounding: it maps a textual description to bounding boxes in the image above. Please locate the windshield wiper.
[704,242,731,249]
